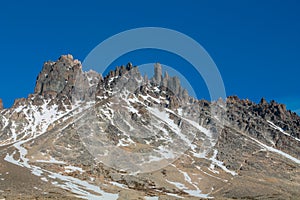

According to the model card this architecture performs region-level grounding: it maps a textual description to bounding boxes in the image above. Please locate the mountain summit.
[0,55,299,199]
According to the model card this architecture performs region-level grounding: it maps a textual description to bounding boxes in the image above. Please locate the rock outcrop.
[153,63,162,84]
[224,96,300,159]
[1,55,300,200]
[34,54,83,98]
[0,98,3,110]
[150,63,191,101]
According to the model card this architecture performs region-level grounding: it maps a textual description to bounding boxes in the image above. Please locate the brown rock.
[12,98,27,108]
[260,97,268,105]
[0,98,3,110]
[34,54,84,98]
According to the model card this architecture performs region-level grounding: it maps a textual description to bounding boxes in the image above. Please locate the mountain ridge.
[1,54,298,116]
[0,55,299,199]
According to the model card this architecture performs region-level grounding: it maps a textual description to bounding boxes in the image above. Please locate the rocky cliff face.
[34,55,81,96]
[0,55,299,200]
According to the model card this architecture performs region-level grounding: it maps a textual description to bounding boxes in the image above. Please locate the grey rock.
[34,54,83,99]
[1,55,300,200]
[162,71,169,88]
[153,63,162,85]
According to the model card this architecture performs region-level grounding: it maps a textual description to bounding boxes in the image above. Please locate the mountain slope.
[0,55,299,200]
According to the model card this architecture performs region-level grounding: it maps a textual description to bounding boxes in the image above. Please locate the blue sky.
[0,0,299,114]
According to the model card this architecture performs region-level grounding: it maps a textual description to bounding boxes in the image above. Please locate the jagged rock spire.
[162,71,169,87]
[34,56,190,104]
[0,98,3,110]
[260,97,268,105]
[153,63,162,84]
[34,54,83,97]
[151,64,186,97]
[172,76,181,95]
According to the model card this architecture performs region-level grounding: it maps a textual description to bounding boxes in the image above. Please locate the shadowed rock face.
[33,56,190,107]
[34,54,83,97]
[0,55,299,200]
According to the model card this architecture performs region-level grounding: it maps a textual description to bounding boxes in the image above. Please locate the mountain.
[0,55,299,200]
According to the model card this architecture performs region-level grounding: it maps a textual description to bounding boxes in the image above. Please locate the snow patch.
[249,136,300,164]
[267,120,300,142]
[64,166,85,173]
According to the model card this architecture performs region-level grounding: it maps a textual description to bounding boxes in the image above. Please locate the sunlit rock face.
[0,55,299,200]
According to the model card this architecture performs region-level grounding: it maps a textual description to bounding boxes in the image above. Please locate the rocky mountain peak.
[30,55,192,108]
[34,54,83,98]
[1,55,300,200]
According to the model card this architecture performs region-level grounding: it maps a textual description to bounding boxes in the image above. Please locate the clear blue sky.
[0,0,299,114]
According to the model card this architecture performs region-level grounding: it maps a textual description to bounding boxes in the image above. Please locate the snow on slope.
[249,135,300,164]
[169,164,211,198]
[7,80,298,199]
[267,120,300,142]
[1,100,73,146]
[2,99,120,199]
[147,107,191,145]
